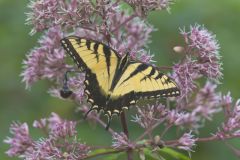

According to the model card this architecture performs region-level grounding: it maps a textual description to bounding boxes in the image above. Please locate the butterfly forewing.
[61,36,122,112]
[61,36,120,93]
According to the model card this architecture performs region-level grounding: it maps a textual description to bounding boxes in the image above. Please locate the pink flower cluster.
[173,24,222,97]
[112,132,134,149]
[124,0,174,16]
[222,95,240,136]
[177,132,196,152]
[21,26,67,88]
[4,122,32,157]
[4,113,90,159]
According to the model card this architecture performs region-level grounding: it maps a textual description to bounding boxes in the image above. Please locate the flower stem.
[156,66,173,70]
[120,111,133,160]
[164,134,240,146]
[112,13,137,33]
[120,111,129,137]
[136,120,164,142]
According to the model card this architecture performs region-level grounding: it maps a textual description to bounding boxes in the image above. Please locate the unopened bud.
[154,135,161,144]
[173,46,185,53]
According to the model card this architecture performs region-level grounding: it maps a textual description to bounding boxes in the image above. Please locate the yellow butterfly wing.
[109,62,180,107]
[61,36,120,109]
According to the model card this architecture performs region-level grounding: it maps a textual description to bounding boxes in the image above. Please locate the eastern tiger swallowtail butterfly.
[60,36,180,129]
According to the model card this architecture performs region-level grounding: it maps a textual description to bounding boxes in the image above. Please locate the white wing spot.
[85,90,90,94]
[107,111,112,116]
[130,100,135,104]
[92,105,98,109]
[85,80,89,85]
[122,106,128,110]
[88,99,94,103]
[113,109,119,113]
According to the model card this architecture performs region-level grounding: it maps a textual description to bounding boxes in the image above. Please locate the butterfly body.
[61,36,180,118]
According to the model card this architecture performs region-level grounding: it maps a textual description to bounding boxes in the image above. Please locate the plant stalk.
[120,111,133,160]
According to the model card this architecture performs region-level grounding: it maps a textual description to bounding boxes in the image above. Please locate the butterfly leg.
[84,107,112,130]
[105,115,112,130]
[83,108,94,119]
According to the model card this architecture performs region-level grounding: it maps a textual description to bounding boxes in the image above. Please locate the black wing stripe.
[94,42,99,52]
[155,72,164,80]
[140,67,156,81]
[148,67,156,77]
[109,55,129,91]
[122,64,149,84]
[62,39,87,69]
[94,42,99,62]
[86,40,91,49]
[136,87,180,98]
[103,45,111,76]
[76,38,81,44]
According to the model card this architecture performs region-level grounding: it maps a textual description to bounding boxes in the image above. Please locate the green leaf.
[88,148,116,156]
[159,147,191,160]
[87,148,119,159]
[87,148,127,160]
[143,148,166,160]
[105,152,125,160]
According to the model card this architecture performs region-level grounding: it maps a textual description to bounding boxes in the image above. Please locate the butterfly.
[60,36,180,129]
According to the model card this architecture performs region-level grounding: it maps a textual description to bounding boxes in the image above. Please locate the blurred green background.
[1,0,240,159]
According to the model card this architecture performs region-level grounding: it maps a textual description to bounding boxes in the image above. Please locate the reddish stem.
[120,111,133,160]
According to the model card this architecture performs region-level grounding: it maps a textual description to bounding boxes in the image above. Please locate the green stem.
[83,148,125,159]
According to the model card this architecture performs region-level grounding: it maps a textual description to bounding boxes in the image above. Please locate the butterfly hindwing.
[110,62,180,103]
